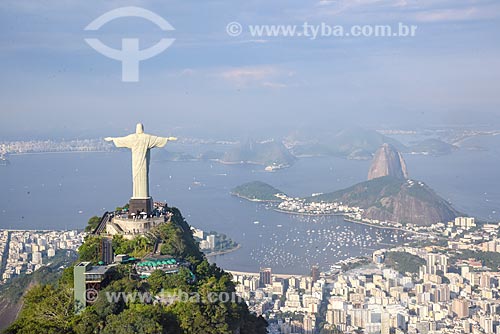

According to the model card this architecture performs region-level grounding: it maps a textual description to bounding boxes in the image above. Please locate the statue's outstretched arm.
[105,135,134,148]
[148,136,177,149]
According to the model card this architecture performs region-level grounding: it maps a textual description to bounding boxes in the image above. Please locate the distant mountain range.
[221,139,296,167]
[152,149,197,162]
[288,127,406,160]
[287,128,459,159]
[155,128,458,168]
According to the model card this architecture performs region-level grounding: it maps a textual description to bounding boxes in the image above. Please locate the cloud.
[309,0,422,21]
[233,39,270,44]
[312,0,500,23]
[262,81,288,88]
[221,66,276,80]
[220,66,294,88]
[317,0,338,6]
[179,68,196,76]
[315,0,401,13]
[414,5,500,22]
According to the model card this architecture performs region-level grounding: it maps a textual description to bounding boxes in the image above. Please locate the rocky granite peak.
[368,143,409,181]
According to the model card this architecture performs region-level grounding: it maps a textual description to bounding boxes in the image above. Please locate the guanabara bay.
[1,2,499,334]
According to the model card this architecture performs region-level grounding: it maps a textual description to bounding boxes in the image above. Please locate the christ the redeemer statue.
[105,123,176,214]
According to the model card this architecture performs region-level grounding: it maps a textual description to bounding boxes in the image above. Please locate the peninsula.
[231,181,286,202]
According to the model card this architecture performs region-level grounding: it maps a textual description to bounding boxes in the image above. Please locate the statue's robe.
[111,134,168,198]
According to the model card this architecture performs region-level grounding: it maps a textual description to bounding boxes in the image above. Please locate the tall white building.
[453,217,476,230]
[426,253,448,275]
[207,235,216,249]
[381,308,390,334]
[47,248,56,257]
[32,251,42,265]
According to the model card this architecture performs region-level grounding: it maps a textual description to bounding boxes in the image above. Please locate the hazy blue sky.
[0,0,499,139]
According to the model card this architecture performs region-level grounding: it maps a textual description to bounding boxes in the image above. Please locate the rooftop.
[85,265,114,275]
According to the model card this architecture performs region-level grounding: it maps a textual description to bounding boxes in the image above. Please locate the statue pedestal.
[129,197,153,216]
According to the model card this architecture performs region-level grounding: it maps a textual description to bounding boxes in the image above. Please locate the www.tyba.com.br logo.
[84,7,175,82]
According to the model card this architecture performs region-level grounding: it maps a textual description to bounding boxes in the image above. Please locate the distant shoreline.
[218,160,291,170]
[226,269,302,279]
[275,209,425,235]
[8,151,112,156]
[231,193,280,203]
[0,228,82,232]
[274,208,345,217]
[342,217,426,235]
[236,195,427,235]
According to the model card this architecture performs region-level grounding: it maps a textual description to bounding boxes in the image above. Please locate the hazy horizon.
[1,0,500,139]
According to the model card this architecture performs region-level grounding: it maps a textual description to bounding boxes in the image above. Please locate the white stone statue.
[105,123,177,199]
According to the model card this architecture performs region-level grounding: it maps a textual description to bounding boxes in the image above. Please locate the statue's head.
[136,123,144,134]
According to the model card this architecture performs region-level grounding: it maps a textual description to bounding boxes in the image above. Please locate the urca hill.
[312,143,460,225]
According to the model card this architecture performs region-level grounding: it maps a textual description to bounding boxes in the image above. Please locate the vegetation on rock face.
[0,250,77,300]
[340,258,370,272]
[78,233,154,263]
[77,235,102,262]
[84,216,101,233]
[309,176,460,226]
[452,250,500,271]
[5,284,74,334]
[231,181,285,202]
[113,235,155,259]
[4,207,267,334]
[156,207,204,263]
[384,251,426,275]
[0,250,78,331]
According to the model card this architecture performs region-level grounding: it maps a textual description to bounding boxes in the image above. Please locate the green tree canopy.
[84,216,101,233]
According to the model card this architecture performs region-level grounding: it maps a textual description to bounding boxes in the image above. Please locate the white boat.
[0,154,9,166]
